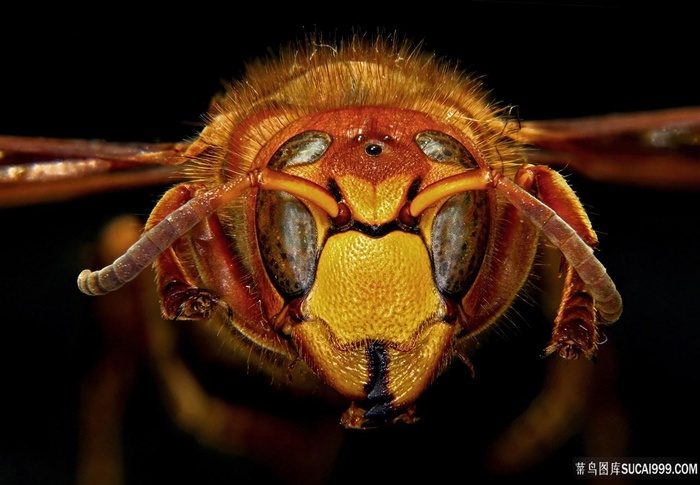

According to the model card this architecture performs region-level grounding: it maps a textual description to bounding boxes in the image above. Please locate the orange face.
[245,107,491,425]
[72,35,621,428]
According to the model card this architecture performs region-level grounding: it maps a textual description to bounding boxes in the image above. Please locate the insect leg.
[149,183,297,355]
[77,175,251,295]
[139,183,228,321]
[494,165,622,360]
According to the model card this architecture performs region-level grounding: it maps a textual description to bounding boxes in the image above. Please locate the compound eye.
[269,131,332,170]
[256,191,318,299]
[414,131,478,169]
[430,192,489,297]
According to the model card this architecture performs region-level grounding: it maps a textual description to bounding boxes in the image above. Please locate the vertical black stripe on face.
[361,342,398,427]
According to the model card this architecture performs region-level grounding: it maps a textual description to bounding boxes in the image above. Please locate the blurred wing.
[0,136,191,207]
[512,107,700,189]
[4,106,699,207]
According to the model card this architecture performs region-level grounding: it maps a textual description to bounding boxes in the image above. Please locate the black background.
[1,3,698,484]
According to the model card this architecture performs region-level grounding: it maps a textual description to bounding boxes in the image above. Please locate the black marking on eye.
[269,131,332,170]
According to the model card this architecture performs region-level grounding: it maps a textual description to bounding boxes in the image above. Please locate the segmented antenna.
[77,168,340,295]
[406,167,622,324]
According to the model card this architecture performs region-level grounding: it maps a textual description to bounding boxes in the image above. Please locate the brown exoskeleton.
[62,35,626,427]
[2,31,699,483]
